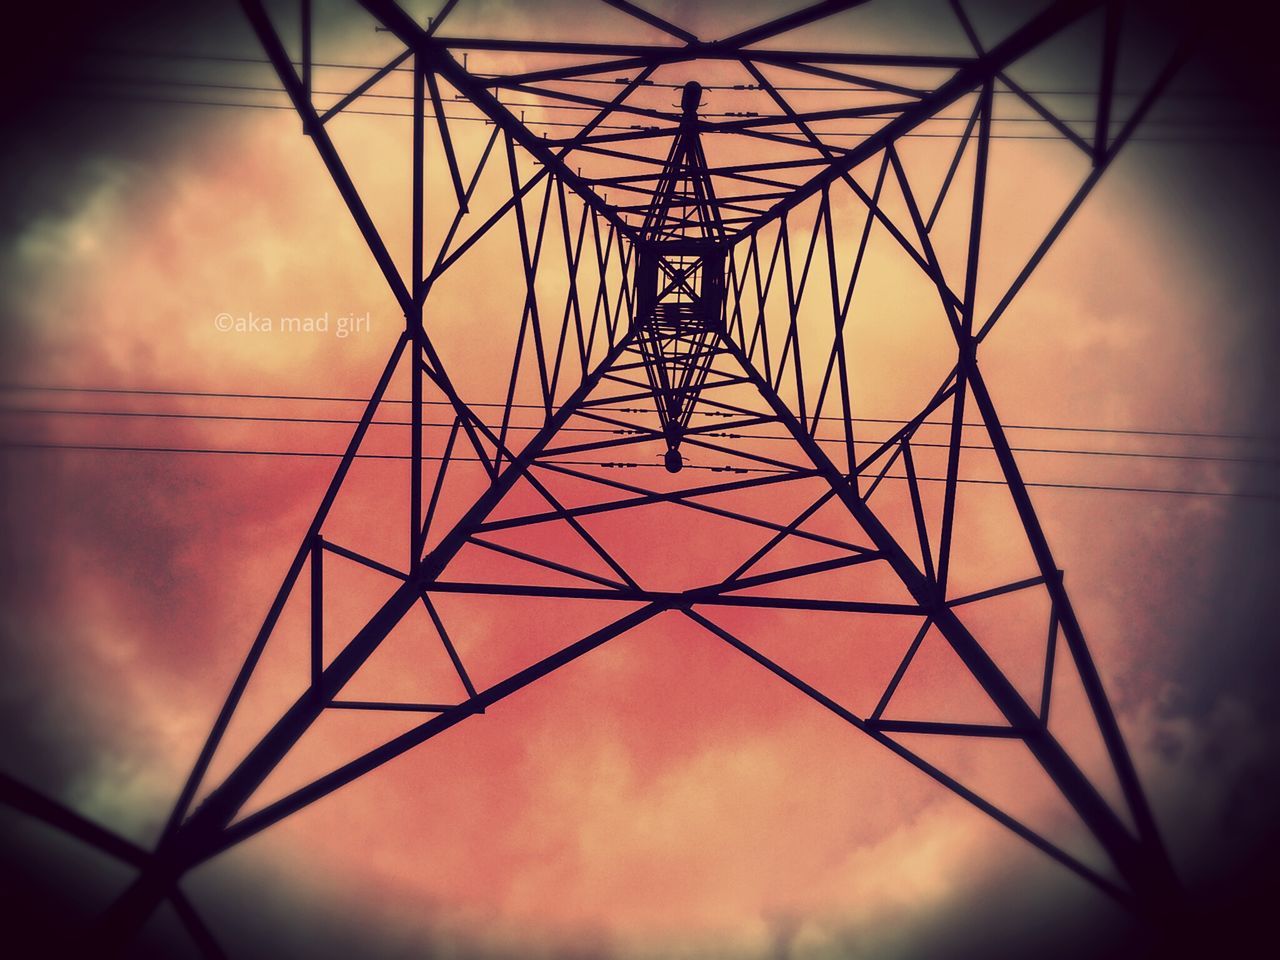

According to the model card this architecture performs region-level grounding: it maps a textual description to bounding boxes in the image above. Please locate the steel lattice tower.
[0,0,1194,954]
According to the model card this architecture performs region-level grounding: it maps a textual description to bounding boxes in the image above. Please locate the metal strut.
[633,81,728,471]
[0,1,1192,953]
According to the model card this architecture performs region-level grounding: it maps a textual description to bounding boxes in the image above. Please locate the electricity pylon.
[1,1,1192,954]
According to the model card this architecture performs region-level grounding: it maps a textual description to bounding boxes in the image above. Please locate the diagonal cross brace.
[92,332,639,948]
[357,0,640,241]
[718,332,1180,915]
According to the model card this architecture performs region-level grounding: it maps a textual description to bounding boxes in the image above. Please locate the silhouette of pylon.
[0,1,1193,953]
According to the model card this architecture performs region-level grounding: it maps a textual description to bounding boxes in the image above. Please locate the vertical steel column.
[410,51,425,568]
[966,364,1176,876]
[719,333,1179,915]
[91,334,634,950]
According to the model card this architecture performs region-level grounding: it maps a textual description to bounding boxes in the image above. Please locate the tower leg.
[721,334,1180,915]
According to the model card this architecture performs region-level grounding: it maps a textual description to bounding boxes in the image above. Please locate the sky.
[1,1,1279,958]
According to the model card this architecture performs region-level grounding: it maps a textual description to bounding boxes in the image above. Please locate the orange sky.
[2,2,1279,958]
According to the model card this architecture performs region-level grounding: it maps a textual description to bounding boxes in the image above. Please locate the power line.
[3,403,1277,468]
[0,439,761,473]
[85,48,1246,100]
[61,89,1274,145]
[68,48,1274,145]
[3,439,1275,502]
[78,75,736,120]
[74,73,1252,129]
[2,383,1274,444]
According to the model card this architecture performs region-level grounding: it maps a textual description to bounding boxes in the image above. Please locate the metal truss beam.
[92,329,636,948]
[738,0,1105,240]
[0,2,1195,954]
